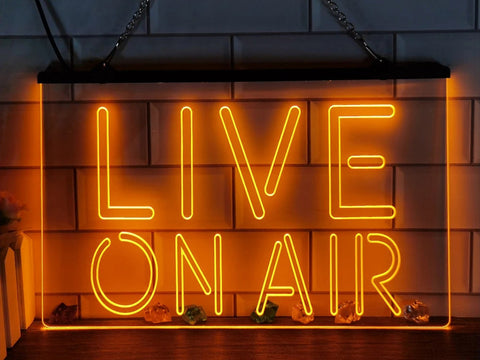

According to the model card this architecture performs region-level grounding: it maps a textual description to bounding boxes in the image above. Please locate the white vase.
[0,246,21,348]
[0,231,35,331]
[12,232,35,330]
[0,280,6,359]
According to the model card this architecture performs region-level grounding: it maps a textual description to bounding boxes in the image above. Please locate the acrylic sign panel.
[39,79,450,329]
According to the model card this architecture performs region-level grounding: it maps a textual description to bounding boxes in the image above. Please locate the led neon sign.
[39,83,450,330]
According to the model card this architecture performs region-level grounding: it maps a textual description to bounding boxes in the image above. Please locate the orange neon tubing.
[330,232,399,317]
[445,80,452,327]
[180,106,194,220]
[175,234,223,315]
[214,234,223,316]
[330,233,365,316]
[96,106,154,220]
[256,234,312,316]
[39,84,46,325]
[328,104,396,220]
[347,155,386,169]
[329,234,338,316]
[264,105,302,196]
[256,240,294,316]
[90,232,158,316]
[355,233,364,316]
[219,105,302,219]
[219,106,265,220]
[367,233,402,316]
[283,234,313,315]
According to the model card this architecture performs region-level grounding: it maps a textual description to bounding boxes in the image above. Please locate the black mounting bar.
[37,62,450,84]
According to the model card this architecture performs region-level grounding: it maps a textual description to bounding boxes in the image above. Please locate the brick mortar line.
[2,97,473,106]
[307,100,311,165]
[77,294,82,320]
[12,96,478,103]
[231,166,236,230]
[308,0,313,33]
[3,29,480,40]
[48,97,458,104]
[73,168,79,231]
[40,291,466,296]
[93,29,478,37]
[470,99,476,164]
[20,164,462,169]
[476,0,479,30]
[38,229,453,234]
[308,230,313,293]
[469,231,474,293]
[146,2,151,35]
[230,35,235,98]
[392,165,396,229]
[147,102,152,166]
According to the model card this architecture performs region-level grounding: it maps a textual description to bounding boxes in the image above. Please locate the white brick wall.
[1,0,479,320]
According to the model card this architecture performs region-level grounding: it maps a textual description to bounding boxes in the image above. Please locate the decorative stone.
[144,303,172,324]
[403,300,430,324]
[250,301,279,324]
[49,303,78,324]
[291,302,314,324]
[181,304,207,325]
[334,300,361,324]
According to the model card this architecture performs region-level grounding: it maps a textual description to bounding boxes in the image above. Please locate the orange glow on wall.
[96,106,154,220]
[328,104,396,220]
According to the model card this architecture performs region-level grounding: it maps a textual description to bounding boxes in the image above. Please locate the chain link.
[322,0,386,64]
[100,0,151,69]
[118,0,150,43]
[99,0,385,69]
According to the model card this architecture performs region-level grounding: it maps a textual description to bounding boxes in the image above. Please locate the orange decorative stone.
[291,302,314,324]
[144,303,172,324]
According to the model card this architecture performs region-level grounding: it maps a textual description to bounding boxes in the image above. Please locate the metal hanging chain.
[100,0,151,69]
[322,0,386,64]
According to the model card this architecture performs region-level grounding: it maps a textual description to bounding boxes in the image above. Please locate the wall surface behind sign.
[0,0,479,318]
